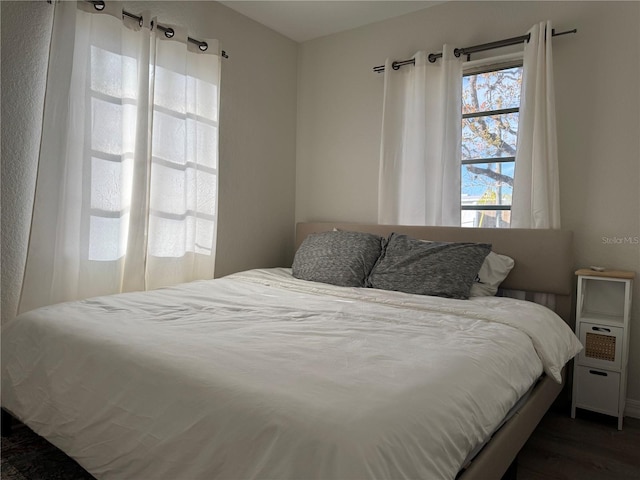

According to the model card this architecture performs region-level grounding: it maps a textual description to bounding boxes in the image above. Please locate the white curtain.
[506,21,559,309]
[511,21,560,229]
[19,1,221,313]
[378,46,463,226]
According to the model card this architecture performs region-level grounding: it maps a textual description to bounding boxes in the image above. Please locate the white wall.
[296,2,640,406]
[1,1,298,324]
[1,1,54,325]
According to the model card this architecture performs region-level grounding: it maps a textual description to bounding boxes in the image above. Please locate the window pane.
[460,64,521,228]
[91,156,133,211]
[152,109,187,165]
[91,98,137,156]
[462,66,523,115]
[461,209,511,228]
[155,64,187,115]
[187,119,218,169]
[90,45,138,100]
[148,216,186,258]
[461,161,514,206]
[88,213,130,261]
[150,163,186,215]
[462,113,519,161]
[187,169,217,217]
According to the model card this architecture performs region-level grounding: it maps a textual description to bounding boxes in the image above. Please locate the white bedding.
[2,268,581,480]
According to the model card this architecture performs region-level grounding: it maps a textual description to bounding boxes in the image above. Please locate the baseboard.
[625,398,640,419]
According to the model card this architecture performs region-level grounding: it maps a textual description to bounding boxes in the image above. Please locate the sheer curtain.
[378,46,463,226]
[19,1,221,313]
[511,21,560,229]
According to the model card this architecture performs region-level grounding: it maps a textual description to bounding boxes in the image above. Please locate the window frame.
[460,53,524,227]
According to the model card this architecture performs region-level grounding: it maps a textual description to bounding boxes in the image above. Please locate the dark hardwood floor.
[2,408,639,479]
[519,408,640,480]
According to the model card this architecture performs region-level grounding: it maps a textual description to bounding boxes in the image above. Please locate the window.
[87,38,219,263]
[461,60,523,228]
[19,1,221,312]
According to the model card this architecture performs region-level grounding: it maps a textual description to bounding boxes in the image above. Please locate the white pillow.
[470,251,515,297]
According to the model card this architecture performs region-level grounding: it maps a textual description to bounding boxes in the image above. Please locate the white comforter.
[2,268,581,480]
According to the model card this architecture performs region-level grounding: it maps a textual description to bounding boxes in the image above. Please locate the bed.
[1,222,581,480]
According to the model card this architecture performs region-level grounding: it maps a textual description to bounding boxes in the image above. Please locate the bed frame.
[296,222,575,480]
[1,223,574,479]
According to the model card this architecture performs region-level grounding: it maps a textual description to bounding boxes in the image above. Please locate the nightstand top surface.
[575,269,635,279]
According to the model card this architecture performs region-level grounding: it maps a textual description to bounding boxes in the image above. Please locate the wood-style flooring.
[519,408,640,479]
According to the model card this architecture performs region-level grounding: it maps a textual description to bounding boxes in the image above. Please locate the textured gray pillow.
[368,233,491,299]
[292,231,385,287]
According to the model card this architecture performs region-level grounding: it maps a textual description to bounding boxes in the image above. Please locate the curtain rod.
[372,28,576,73]
[86,0,229,57]
[47,0,228,58]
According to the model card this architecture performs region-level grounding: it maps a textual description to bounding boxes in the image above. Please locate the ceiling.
[219,1,440,43]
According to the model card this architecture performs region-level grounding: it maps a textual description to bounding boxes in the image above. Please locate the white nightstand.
[571,269,634,430]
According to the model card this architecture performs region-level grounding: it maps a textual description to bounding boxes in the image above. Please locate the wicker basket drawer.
[577,323,623,371]
[574,366,620,416]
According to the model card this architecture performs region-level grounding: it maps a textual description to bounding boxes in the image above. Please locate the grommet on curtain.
[392,62,400,70]
[149,17,221,56]
[428,54,438,63]
[92,0,105,11]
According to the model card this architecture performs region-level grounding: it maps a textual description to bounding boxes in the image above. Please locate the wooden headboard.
[295,222,574,325]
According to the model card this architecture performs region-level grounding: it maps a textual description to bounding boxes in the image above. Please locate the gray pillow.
[368,233,491,299]
[292,231,385,287]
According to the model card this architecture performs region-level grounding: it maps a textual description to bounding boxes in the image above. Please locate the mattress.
[1,268,582,480]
